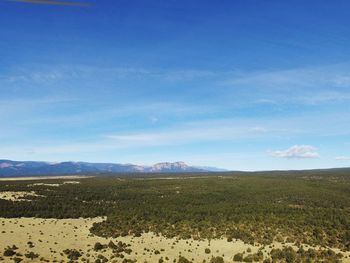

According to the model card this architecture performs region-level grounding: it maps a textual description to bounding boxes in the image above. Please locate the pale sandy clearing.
[0,191,43,201]
[0,217,349,263]
[63,181,81,184]
[138,176,237,181]
[0,175,91,181]
[27,181,80,187]
[28,183,61,187]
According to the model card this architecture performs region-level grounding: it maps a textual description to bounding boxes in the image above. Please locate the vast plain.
[1,170,350,262]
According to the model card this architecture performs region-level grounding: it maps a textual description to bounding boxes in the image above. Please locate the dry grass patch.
[0,191,43,201]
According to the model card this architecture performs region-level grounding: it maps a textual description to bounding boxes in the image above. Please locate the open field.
[1,217,348,263]
[0,175,91,181]
[1,171,350,262]
[0,191,42,201]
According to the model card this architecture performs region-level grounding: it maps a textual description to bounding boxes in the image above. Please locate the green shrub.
[233,253,243,262]
[25,252,39,259]
[63,249,82,260]
[178,256,192,263]
[94,242,104,251]
[210,256,224,263]
[3,248,16,257]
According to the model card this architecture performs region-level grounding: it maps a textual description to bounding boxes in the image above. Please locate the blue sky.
[0,0,350,170]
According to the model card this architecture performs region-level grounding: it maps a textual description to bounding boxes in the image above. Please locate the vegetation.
[24,251,39,259]
[233,253,244,261]
[3,247,16,257]
[178,256,192,263]
[1,170,350,257]
[63,248,82,260]
[94,242,105,251]
[269,246,343,262]
[210,256,225,263]
[13,257,22,263]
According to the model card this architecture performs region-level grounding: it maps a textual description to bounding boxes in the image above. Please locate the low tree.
[63,249,82,260]
[210,256,225,263]
[94,242,104,251]
[3,248,16,257]
[25,251,39,259]
[178,256,192,263]
[233,253,243,262]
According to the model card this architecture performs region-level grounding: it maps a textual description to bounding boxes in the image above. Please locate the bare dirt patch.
[0,175,91,181]
[28,183,61,187]
[0,191,43,201]
[27,181,80,188]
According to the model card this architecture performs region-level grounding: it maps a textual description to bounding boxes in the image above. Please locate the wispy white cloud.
[332,75,350,88]
[250,126,268,133]
[105,120,277,148]
[270,145,320,159]
[3,71,64,84]
[11,102,211,127]
[8,0,92,7]
[0,96,79,120]
[299,91,350,105]
[0,96,77,106]
[4,63,350,113]
[149,116,159,123]
[335,156,350,161]
[0,120,272,157]
[1,65,218,84]
[222,63,350,105]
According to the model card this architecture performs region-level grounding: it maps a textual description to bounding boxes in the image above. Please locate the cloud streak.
[8,0,91,7]
[335,156,350,161]
[222,63,350,106]
[270,145,320,159]
[104,119,280,148]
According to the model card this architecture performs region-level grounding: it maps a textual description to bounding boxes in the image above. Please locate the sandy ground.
[0,176,91,181]
[28,183,61,187]
[0,191,43,201]
[62,181,81,184]
[1,217,349,263]
[1,181,80,201]
[27,181,81,187]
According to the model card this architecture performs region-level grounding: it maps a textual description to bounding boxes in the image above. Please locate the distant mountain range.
[0,160,226,177]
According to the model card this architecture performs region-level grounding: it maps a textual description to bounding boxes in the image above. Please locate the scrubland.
[1,171,350,262]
